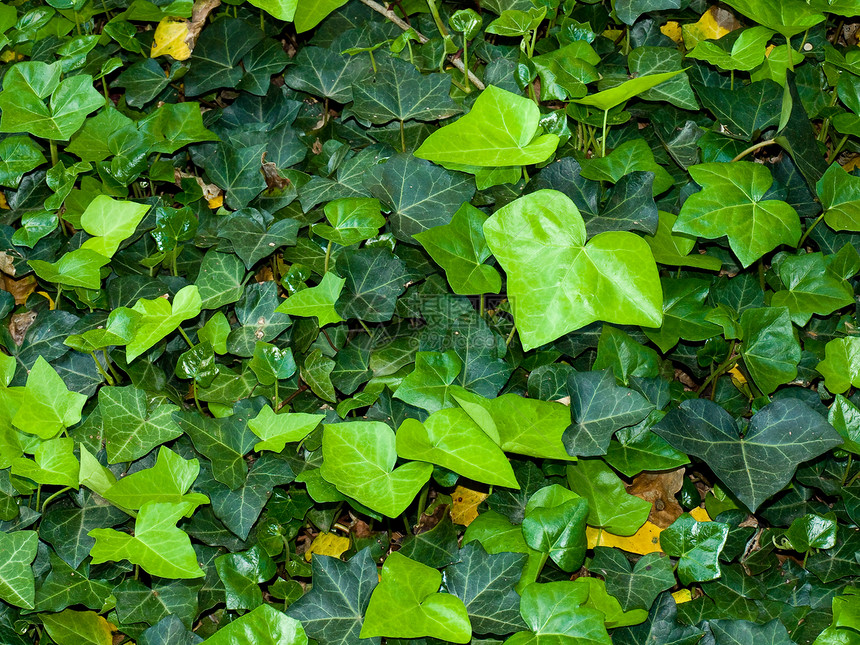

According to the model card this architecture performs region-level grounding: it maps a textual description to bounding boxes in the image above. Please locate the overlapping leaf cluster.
[0,0,859,643]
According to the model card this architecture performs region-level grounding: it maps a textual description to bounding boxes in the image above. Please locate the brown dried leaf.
[627,468,685,529]
[2,274,37,305]
[9,310,37,345]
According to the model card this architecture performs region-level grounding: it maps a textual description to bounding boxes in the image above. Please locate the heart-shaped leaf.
[484,190,662,350]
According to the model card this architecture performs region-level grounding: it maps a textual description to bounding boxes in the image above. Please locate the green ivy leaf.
[817,162,860,232]
[248,405,324,452]
[393,350,462,413]
[771,251,854,325]
[125,285,203,362]
[451,387,575,461]
[360,551,471,643]
[674,162,801,268]
[287,549,380,645]
[40,609,114,645]
[98,385,182,463]
[0,62,104,140]
[444,543,527,635]
[0,530,37,609]
[29,249,111,290]
[414,85,559,167]
[275,272,345,327]
[414,203,502,295]
[739,306,801,395]
[589,548,675,612]
[563,369,654,457]
[522,485,589,572]
[12,356,87,439]
[312,198,385,247]
[660,513,729,585]
[203,604,308,644]
[566,459,651,536]
[397,408,519,487]
[11,437,79,488]
[320,421,432,517]
[484,190,663,351]
[654,398,842,511]
[89,501,204,579]
[506,581,612,644]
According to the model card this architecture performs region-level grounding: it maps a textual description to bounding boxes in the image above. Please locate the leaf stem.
[324,241,333,273]
[696,340,737,395]
[841,454,854,486]
[356,0,484,90]
[399,119,406,153]
[798,211,826,247]
[416,481,430,523]
[731,139,776,163]
[49,140,58,167]
[462,39,469,91]
[601,109,609,157]
[90,352,114,385]
[192,382,204,414]
[104,350,122,383]
[505,322,517,346]
[177,327,194,348]
[41,487,71,513]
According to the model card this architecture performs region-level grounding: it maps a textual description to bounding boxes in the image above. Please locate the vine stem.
[90,352,114,385]
[731,139,776,163]
[324,241,333,273]
[357,0,485,90]
[696,340,737,395]
[49,140,58,166]
[41,487,71,513]
[798,211,826,247]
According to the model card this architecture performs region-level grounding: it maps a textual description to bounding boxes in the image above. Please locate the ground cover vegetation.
[0,0,858,642]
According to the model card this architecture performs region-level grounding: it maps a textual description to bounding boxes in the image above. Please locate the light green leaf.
[817,337,860,394]
[397,408,519,488]
[203,604,308,644]
[414,85,559,167]
[817,162,860,232]
[451,387,575,461]
[721,0,825,38]
[12,356,87,439]
[40,609,114,645]
[360,551,471,643]
[89,500,205,579]
[29,248,111,290]
[312,197,385,247]
[320,421,433,517]
[414,202,502,295]
[566,459,650,536]
[688,27,775,71]
[126,285,202,362]
[506,581,612,645]
[79,195,150,258]
[393,350,462,413]
[674,162,801,268]
[248,404,324,452]
[11,437,79,488]
[275,272,345,327]
[645,211,722,270]
[572,70,685,112]
[771,251,854,325]
[522,485,589,572]
[101,446,209,511]
[0,62,104,140]
[484,190,662,351]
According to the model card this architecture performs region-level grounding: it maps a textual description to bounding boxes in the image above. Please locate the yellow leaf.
[689,506,712,522]
[586,521,663,555]
[603,29,623,41]
[151,17,192,60]
[843,156,860,172]
[450,485,488,526]
[305,532,350,561]
[682,6,740,49]
[36,291,55,310]
[660,21,683,45]
[728,366,747,385]
[0,192,8,209]
[207,195,224,209]
[672,589,693,604]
